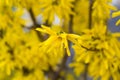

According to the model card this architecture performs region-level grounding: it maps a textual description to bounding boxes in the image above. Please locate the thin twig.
[82,0,93,80]
[29,9,40,27]
[28,8,44,41]
[88,0,93,29]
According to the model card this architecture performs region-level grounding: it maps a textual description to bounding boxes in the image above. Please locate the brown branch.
[88,0,93,29]
[53,53,68,80]
[69,15,74,33]
[29,9,40,27]
[81,0,94,80]
[28,8,44,41]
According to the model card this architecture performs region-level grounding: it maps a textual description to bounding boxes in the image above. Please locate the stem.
[69,15,74,33]
[54,53,68,80]
[29,9,40,27]
[83,64,88,80]
[0,29,4,39]
[28,8,44,41]
[82,0,93,80]
[88,0,93,29]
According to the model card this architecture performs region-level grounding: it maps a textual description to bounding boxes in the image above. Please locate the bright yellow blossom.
[73,0,89,33]
[92,0,117,24]
[0,1,25,29]
[0,26,47,79]
[36,25,79,56]
[71,24,120,80]
[38,0,75,24]
[1,0,120,80]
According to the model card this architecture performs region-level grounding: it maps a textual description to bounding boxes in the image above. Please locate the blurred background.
[0,0,120,80]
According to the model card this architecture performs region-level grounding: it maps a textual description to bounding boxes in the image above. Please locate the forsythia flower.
[38,0,75,24]
[71,24,120,80]
[0,26,47,80]
[36,25,79,56]
[92,0,117,23]
[12,68,45,80]
[73,0,89,33]
[1,0,120,80]
[0,1,25,29]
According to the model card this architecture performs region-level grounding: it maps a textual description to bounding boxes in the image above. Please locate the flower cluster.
[1,0,120,80]
[36,25,79,56]
[38,0,75,24]
[92,0,117,24]
[70,23,120,80]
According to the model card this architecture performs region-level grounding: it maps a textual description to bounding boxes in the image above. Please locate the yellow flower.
[0,26,47,79]
[0,1,25,29]
[36,25,79,56]
[38,0,75,24]
[12,68,45,80]
[92,0,117,24]
[73,0,89,33]
[71,24,120,80]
